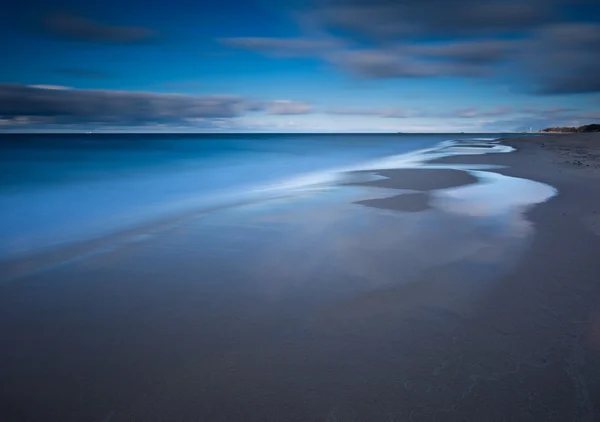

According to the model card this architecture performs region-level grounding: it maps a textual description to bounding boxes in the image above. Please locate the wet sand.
[350,168,478,212]
[349,168,479,191]
[422,133,600,420]
[357,191,431,212]
[2,134,600,421]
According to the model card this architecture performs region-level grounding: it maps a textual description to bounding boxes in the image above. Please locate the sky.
[1,0,600,132]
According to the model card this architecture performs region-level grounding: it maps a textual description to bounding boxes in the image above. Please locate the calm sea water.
[0,133,518,259]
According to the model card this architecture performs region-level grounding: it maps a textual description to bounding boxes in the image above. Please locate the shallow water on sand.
[0,134,558,422]
[0,133,530,261]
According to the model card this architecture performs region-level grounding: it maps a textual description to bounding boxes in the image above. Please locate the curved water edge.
[250,138,516,194]
[359,137,557,216]
[435,139,557,217]
[2,134,446,260]
[0,134,554,265]
[327,137,559,295]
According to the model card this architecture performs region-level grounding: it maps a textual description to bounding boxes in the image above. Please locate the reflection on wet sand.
[0,137,565,422]
[354,139,556,245]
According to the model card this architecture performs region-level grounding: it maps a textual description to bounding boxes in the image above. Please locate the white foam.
[352,136,558,239]
[250,137,511,193]
[432,171,557,218]
[0,135,539,262]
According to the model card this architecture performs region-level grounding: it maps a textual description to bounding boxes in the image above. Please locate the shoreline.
[331,132,600,419]
[426,133,600,419]
[2,133,600,420]
[0,135,519,283]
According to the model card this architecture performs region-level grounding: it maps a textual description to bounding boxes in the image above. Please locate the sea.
[0,133,525,260]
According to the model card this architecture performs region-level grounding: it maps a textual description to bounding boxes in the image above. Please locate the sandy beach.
[2,133,600,421]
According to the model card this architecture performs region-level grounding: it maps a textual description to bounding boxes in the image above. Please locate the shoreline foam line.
[0,136,554,281]
[353,137,557,230]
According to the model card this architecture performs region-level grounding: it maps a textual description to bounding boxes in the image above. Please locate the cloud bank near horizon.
[1,84,596,132]
[1,0,599,131]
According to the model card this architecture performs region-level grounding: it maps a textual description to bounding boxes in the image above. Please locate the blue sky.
[1,0,599,132]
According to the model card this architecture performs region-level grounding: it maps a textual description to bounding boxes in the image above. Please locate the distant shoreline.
[540,123,600,133]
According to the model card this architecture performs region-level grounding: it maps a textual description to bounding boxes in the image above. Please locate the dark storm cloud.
[0,85,315,126]
[309,0,556,39]
[528,23,600,94]
[294,0,600,94]
[218,35,507,81]
[408,40,516,64]
[318,38,520,81]
[42,12,156,43]
[0,84,250,125]
[212,1,600,94]
[327,49,490,79]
